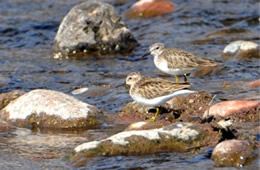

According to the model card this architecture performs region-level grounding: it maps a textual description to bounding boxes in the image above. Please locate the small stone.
[222,40,259,59]
[127,121,148,130]
[212,140,255,167]
[125,0,176,18]
[71,87,89,95]
[203,100,260,118]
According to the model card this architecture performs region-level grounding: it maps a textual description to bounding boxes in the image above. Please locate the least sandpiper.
[126,72,196,121]
[142,43,218,83]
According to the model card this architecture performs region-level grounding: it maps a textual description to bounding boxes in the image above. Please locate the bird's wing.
[134,77,191,99]
[161,49,199,69]
[195,57,218,67]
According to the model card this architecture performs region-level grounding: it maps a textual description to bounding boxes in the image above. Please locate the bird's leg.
[149,107,160,122]
[175,75,179,83]
[184,74,188,83]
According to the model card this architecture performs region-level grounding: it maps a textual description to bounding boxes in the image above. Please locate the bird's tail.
[197,58,218,67]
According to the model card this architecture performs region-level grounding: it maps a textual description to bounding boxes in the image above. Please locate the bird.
[125,72,196,121]
[142,43,218,83]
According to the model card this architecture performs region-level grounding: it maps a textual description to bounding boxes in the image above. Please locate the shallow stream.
[0,0,259,169]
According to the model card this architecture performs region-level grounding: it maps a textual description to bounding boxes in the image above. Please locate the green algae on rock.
[0,89,104,130]
[0,90,25,110]
[70,122,220,167]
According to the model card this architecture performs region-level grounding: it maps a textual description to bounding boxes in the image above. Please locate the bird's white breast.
[131,90,195,107]
[154,57,194,76]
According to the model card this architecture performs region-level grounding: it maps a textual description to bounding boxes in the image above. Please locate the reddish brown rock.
[247,80,260,88]
[125,0,176,18]
[212,140,256,167]
[203,100,260,119]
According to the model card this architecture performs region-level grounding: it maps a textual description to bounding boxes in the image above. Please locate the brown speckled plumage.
[146,43,218,83]
[151,43,218,70]
[126,72,191,99]
[131,77,190,99]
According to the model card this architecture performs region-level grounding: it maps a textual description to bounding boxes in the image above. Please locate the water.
[0,0,259,169]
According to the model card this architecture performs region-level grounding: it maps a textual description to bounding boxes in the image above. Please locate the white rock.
[223,40,258,54]
[2,89,95,120]
[74,123,199,152]
[71,87,89,95]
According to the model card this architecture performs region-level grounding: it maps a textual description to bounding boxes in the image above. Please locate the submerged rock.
[212,140,256,167]
[70,122,220,167]
[0,89,104,129]
[125,0,176,18]
[247,80,260,88]
[222,40,259,59]
[203,100,260,119]
[53,0,137,58]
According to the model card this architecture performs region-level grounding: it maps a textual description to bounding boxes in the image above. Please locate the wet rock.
[118,92,214,124]
[212,139,256,167]
[70,122,220,166]
[247,80,260,88]
[0,89,104,129]
[53,0,137,58]
[126,121,149,130]
[0,90,25,110]
[222,40,259,59]
[125,0,176,18]
[0,120,15,133]
[206,27,252,37]
[203,100,260,119]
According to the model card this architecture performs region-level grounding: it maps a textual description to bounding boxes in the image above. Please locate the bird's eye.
[128,77,132,80]
[155,46,160,50]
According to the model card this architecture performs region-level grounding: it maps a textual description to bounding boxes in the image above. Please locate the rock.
[118,92,214,124]
[247,80,260,88]
[70,122,220,167]
[203,100,260,119]
[222,40,259,59]
[206,27,252,37]
[0,89,104,129]
[0,90,25,110]
[0,120,15,133]
[125,0,176,18]
[212,140,256,167]
[53,0,137,58]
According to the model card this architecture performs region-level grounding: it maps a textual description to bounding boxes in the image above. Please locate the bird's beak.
[140,52,150,60]
[125,83,130,89]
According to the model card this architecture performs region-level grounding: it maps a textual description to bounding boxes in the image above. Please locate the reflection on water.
[0,0,259,169]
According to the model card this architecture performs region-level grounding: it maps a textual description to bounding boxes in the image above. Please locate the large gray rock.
[53,0,137,58]
[0,89,104,129]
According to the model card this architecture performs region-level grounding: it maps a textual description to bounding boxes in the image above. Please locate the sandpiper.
[142,43,218,83]
[126,72,196,121]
